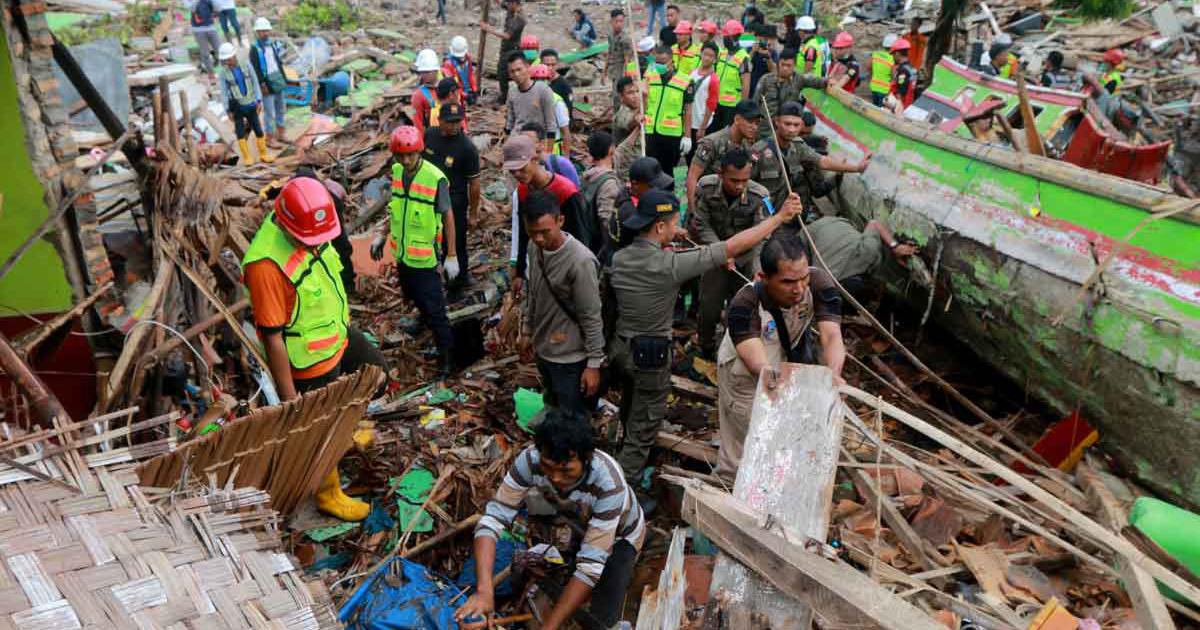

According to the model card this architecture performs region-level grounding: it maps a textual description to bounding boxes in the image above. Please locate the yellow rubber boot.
[352,420,375,450]
[315,469,369,521]
[255,135,275,163]
[237,138,256,165]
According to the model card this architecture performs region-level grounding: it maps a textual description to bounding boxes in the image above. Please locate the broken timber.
[681,481,945,630]
[634,527,687,630]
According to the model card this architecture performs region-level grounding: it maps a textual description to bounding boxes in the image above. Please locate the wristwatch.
[888,239,899,249]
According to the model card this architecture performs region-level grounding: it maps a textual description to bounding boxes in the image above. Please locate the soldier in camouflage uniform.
[753,47,827,139]
[751,101,870,221]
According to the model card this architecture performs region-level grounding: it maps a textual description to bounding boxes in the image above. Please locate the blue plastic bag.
[339,558,460,630]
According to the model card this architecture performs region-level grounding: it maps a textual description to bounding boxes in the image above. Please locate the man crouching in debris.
[714,231,844,484]
[455,409,644,630]
[242,178,386,521]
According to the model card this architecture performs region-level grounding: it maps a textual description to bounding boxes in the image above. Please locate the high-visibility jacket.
[389,159,448,269]
[218,61,258,107]
[242,214,349,370]
[800,36,827,77]
[1103,69,1123,94]
[998,54,1018,79]
[673,41,701,76]
[626,58,646,79]
[869,50,894,95]
[442,55,478,95]
[419,85,441,128]
[644,68,690,137]
[551,91,566,155]
[716,48,749,106]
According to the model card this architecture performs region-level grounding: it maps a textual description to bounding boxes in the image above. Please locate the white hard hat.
[253,17,272,31]
[797,15,816,31]
[450,36,468,58]
[882,33,898,49]
[218,42,237,60]
[637,35,655,52]
[415,48,440,72]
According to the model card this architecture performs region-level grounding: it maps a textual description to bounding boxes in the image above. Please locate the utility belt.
[620,334,671,370]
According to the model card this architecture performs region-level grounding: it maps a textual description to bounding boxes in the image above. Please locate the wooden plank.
[681,483,945,630]
[843,448,943,574]
[670,375,716,402]
[655,432,717,466]
[1077,462,1176,630]
[711,363,842,630]
[840,384,1200,609]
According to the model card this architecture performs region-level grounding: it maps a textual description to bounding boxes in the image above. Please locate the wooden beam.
[671,375,716,402]
[656,432,717,466]
[681,482,945,630]
[843,448,944,575]
[839,384,1200,609]
[1015,72,1046,156]
[1077,463,1176,630]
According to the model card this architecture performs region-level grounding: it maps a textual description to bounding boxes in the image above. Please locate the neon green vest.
[800,37,826,78]
[551,91,565,155]
[673,41,701,76]
[716,48,749,106]
[998,54,1018,79]
[1103,69,1123,94]
[625,59,643,79]
[389,159,448,269]
[869,50,894,94]
[242,214,349,370]
[644,69,690,137]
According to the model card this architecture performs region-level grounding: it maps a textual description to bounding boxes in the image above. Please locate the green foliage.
[1051,0,1132,20]
[278,0,362,35]
[52,0,166,46]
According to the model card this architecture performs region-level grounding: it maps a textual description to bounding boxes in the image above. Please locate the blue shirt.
[233,65,248,95]
[544,155,579,186]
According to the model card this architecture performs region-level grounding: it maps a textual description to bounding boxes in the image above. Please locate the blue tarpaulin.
[339,558,460,630]
[455,537,523,598]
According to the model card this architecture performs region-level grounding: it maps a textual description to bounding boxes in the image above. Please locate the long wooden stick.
[17,281,113,358]
[839,384,1200,609]
[623,0,646,155]
[758,94,1056,474]
[477,0,491,82]
[1014,72,1045,156]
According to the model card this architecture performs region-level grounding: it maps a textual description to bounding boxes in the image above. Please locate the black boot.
[437,353,454,379]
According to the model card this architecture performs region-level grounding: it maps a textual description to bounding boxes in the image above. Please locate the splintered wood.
[0,466,339,630]
[137,366,384,515]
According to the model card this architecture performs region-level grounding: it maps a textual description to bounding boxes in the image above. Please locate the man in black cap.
[754,47,827,139]
[685,99,760,213]
[607,187,804,488]
[424,102,481,286]
[628,156,675,197]
[750,100,869,217]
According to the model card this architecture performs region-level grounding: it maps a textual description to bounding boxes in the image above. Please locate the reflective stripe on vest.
[420,85,440,127]
[800,38,825,78]
[644,70,690,137]
[625,59,642,79]
[1103,69,1123,94]
[673,42,701,76]
[869,50,894,94]
[999,55,1018,79]
[219,62,257,106]
[716,49,749,106]
[389,160,448,268]
[241,214,349,370]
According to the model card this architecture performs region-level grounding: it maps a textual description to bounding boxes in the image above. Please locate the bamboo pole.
[1014,72,1045,156]
[624,0,646,156]
[477,0,491,83]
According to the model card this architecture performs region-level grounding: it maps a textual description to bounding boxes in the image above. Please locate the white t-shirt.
[690,70,715,130]
[553,98,570,131]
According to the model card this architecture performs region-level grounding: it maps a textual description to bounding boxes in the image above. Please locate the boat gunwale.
[811,84,1200,226]
[935,57,1086,106]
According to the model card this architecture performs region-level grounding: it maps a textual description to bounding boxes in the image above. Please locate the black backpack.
[581,171,636,266]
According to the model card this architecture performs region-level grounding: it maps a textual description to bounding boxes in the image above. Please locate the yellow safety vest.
[1103,69,1123,94]
[389,159,448,269]
[800,37,826,78]
[242,214,349,370]
[716,48,749,106]
[869,50,893,95]
[998,54,1018,79]
[644,69,690,137]
[673,42,701,76]
[625,58,643,79]
[551,91,565,155]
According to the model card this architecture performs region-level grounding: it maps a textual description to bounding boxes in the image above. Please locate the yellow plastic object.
[352,421,375,449]
[315,469,369,522]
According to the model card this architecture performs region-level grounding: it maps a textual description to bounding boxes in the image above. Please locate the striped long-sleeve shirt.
[476,447,646,587]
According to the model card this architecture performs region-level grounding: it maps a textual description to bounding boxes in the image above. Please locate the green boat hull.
[805,86,1200,507]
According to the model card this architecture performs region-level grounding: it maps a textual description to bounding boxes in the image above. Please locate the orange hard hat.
[722,19,744,36]
[674,20,693,35]
[890,38,911,52]
[389,125,424,154]
[698,20,718,35]
[275,178,341,246]
[833,31,854,49]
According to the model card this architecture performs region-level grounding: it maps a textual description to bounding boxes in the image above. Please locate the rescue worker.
[627,35,656,79]
[714,231,845,482]
[411,48,443,136]
[691,148,772,359]
[423,103,480,289]
[248,18,288,147]
[605,8,633,110]
[672,20,701,76]
[750,101,869,219]
[370,126,458,375]
[608,186,804,485]
[643,44,695,173]
[216,42,273,165]
[479,0,526,104]
[613,79,645,184]
[442,35,479,104]
[900,14,928,71]
[1101,48,1124,95]
[714,19,752,129]
[984,34,1018,79]
[870,34,897,107]
[521,33,541,62]
[697,20,719,44]
[890,38,917,109]
[753,47,827,138]
[797,15,828,78]
[686,100,759,213]
[831,31,860,92]
[455,409,645,630]
[530,63,572,156]
[1081,72,1140,135]
[540,50,574,125]
[806,215,918,296]
[242,177,385,521]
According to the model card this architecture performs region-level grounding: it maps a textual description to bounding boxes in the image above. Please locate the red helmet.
[1103,48,1124,65]
[890,38,911,52]
[275,178,340,246]
[520,34,539,50]
[674,20,692,35]
[722,19,743,36]
[833,32,854,49]
[529,63,553,79]
[698,20,718,35]
[390,125,423,154]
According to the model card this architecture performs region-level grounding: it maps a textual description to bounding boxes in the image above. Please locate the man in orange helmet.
[242,177,387,522]
[890,38,916,109]
[371,126,459,376]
